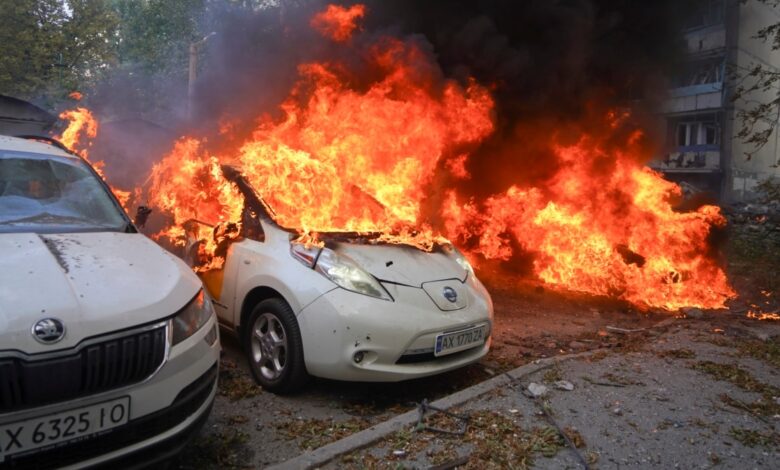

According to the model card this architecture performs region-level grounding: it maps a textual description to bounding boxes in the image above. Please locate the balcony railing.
[650,146,721,172]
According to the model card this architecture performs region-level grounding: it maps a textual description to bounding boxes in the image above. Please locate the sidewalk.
[275,317,780,469]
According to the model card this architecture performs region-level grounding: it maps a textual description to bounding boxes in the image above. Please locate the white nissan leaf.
[0,136,220,468]
[196,166,493,393]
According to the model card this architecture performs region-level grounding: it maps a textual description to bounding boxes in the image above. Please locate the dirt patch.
[728,427,779,449]
[175,428,252,469]
[339,409,570,470]
[218,359,262,401]
[275,417,372,451]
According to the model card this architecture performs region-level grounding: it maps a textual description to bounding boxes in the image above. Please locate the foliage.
[111,0,205,76]
[0,0,216,112]
[0,0,119,107]
[732,0,780,160]
[755,177,780,203]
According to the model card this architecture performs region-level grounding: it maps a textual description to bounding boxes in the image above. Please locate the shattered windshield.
[0,150,128,233]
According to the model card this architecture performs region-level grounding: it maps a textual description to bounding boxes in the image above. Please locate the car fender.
[229,239,336,327]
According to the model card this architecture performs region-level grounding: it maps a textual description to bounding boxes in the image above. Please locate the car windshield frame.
[0,149,133,234]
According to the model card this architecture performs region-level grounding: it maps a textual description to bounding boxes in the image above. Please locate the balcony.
[662,87,723,113]
[650,145,721,173]
[683,24,726,55]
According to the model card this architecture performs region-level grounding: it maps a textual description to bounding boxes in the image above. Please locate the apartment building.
[650,0,780,202]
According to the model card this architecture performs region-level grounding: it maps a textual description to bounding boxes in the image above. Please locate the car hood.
[331,242,467,286]
[0,232,201,354]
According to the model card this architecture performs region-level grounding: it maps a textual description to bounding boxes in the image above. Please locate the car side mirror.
[134,206,152,228]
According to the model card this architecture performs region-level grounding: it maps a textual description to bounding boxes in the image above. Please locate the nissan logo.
[442,286,458,303]
[32,318,66,344]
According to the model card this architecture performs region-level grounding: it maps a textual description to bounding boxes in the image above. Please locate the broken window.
[671,58,724,88]
[683,0,725,30]
[0,152,127,232]
[670,114,720,148]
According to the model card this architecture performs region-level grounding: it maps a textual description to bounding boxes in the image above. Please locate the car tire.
[243,298,308,393]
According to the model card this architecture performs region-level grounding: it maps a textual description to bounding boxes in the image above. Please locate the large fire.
[55,107,132,207]
[146,33,494,254]
[55,4,736,311]
[442,120,734,310]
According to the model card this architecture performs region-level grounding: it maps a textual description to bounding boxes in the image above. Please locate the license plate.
[0,396,130,462]
[434,324,488,357]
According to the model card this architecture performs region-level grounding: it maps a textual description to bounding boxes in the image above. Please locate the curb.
[268,350,598,470]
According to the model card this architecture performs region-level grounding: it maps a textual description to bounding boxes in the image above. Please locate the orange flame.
[68,91,83,101]
[58,107,97,162]
[310,3,366,41]
[56,107,131,208]
[747,310,780,321]
[149,35,494,253]
[139,3,734,311]
[147,137,243,267]
[442,126,735,310]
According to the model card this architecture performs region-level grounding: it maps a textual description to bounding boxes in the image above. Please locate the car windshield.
[0,150,128,233]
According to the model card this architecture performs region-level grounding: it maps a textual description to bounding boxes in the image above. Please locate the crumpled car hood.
[0,232,200,354]
[332,242,467,286]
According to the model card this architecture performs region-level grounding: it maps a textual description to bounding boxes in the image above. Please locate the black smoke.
[85,0,692,224]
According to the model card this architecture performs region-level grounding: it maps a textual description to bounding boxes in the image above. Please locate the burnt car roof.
[219,164,444,249]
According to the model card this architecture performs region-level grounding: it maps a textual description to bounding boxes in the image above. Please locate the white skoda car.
[198,166,493,393]
[0,136,219,468]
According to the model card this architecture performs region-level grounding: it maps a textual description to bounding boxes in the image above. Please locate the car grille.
[2,364,217,470]
[0,325,167,414]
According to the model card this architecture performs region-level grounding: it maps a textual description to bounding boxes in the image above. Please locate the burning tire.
[244,298,309,393]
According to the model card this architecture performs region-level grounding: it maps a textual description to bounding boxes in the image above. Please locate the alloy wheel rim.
[250,312,288,380]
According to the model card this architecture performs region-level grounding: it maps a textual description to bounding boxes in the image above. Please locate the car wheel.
[243,298,308,393]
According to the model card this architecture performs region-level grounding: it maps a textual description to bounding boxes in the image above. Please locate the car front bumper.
[296,274,493,382]
[0,315,220,469]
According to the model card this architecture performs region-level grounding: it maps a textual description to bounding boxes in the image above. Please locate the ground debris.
[275,417,371,450]
[606,326,646,335]
[553,380,575,391]
[720,394,780,419]
[656,348,696,359]
[728,427,779,448]
[691,361,777,395]
[218,360,261,401]
[176,428,251,469]
[735,335,780,368]
[679,307,705,319]
[339,409,567,470]
[527,382,549,397]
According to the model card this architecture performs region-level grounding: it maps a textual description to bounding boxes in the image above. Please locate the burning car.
[194,166,493,393]
[0,136,219,468]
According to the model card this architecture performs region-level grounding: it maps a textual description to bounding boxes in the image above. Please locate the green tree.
[95,0,207,119]
[0,0,118,107]
[112,0,205,76]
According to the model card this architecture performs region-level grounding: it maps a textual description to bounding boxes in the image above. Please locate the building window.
[703,124,718,145]
[683,0,725,30]
[672,58,724,88]
[671,114,720,148]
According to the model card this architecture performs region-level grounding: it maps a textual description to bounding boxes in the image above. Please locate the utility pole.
[188,32,216,120]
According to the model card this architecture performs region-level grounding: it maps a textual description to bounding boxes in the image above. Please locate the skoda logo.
[32,318,65,344]
[442,286,458,303]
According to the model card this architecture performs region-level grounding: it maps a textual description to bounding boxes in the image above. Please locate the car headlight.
[290,243,392,301]
[171,290,215,345]
[447,244,474,275]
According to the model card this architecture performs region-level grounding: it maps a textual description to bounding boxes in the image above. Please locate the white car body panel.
[214,216,494,383]
[0,232,201,354]
[0,136,219,467]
